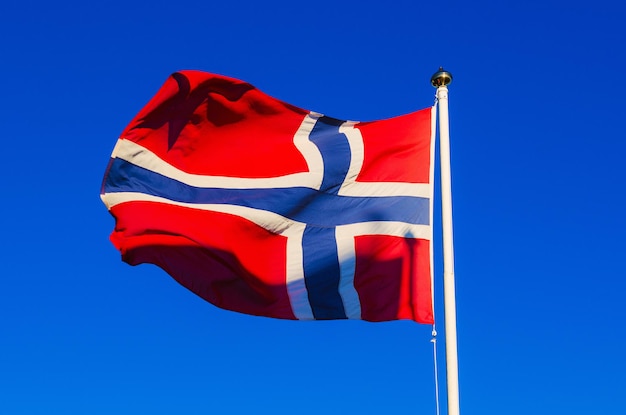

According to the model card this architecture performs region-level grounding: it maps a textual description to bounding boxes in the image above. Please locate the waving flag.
[101,70,435,323]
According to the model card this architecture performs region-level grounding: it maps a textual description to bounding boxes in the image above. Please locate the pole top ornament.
[431,67,453,88]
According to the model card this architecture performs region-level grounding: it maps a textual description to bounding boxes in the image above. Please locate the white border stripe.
[336,229,360,319]
[338,221,431,241]
[293,112,324,190]
[340,182,431,198]
[103,192,305,237]
[286,231,314,320]
[114,139,319,190]
[338,122,363,195]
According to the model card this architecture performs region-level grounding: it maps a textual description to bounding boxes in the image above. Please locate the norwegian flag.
[101,70,435,323]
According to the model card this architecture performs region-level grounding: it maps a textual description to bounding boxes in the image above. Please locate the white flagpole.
[431,68,460,415]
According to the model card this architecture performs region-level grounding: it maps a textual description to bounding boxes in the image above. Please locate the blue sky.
[2,0,625,414]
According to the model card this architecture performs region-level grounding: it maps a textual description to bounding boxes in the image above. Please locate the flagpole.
[431,67,460,415]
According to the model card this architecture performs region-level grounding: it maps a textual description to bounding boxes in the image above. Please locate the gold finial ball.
[431,67,453,87]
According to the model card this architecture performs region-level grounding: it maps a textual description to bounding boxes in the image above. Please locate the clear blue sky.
[2,0,625,414]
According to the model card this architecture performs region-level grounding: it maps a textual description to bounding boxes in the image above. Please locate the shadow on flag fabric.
[101,70,435,323]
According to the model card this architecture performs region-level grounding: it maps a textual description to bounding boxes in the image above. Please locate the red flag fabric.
[101,70,435,323]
